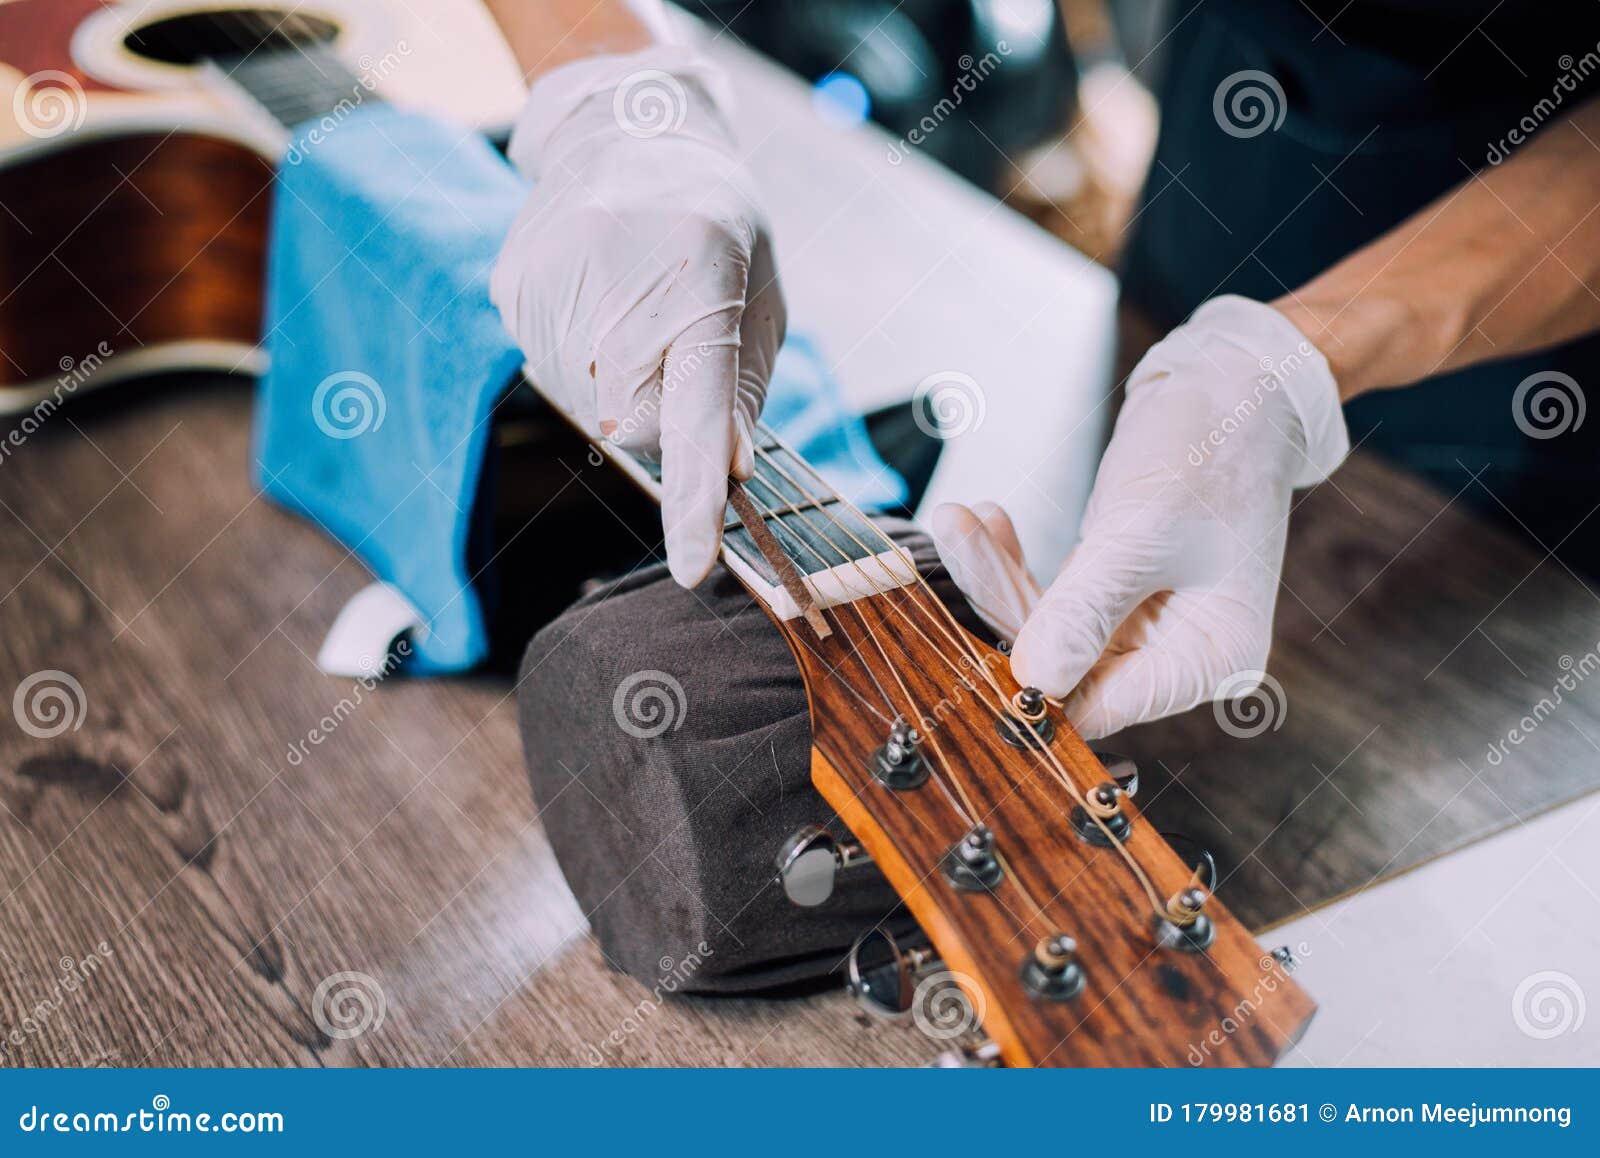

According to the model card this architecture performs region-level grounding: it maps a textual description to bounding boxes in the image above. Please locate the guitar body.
[0,0,524,412]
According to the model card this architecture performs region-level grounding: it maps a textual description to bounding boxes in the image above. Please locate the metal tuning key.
[775,825,872,907]
[940,824,1004,892]
[1089,749,1140,797]
[929,1039,1002,1068]
[1160,831,1217,891]
[846,928,940,1020]
[872,720,929,789]
[1155,886,1216,953]
[996,686,1055,749]
[1020,934,1085,1001]
[1072,780,1133,845]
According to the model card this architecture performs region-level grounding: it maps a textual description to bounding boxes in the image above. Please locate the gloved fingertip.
[1009,629,1087,701]
[668,548,715,589]
[931,502,980,543]
[731,413,756,480]
[1061,692,1114,741]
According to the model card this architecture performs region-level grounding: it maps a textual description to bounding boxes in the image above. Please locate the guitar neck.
[586,420,918,625]
[214,41,384,130]
[217,42,382,130]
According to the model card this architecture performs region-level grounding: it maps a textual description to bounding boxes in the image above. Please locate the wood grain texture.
[4,381,1600,1066]
[0,133,273,387]
[0,381,935,1067]
[791,589,1314,1067]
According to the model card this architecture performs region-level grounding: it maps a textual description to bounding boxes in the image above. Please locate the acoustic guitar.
[4,0,1316,1067]
[0,0,523,413]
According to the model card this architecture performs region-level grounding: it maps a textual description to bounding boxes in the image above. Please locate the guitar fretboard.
[215,42,380,130]
[625,430,915,617]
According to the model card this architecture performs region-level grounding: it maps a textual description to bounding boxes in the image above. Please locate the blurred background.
[679,0,1165,264]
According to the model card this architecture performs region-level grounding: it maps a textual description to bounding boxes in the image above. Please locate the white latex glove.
[490,46,785,586]
[932,296,1348,740]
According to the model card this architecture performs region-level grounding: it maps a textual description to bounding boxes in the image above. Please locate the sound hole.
[124,8,339,66]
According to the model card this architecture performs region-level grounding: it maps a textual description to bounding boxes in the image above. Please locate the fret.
[724,501,880,583]
[211,41,381,130]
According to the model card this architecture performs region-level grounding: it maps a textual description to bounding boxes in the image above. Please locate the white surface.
[708,34,1118,576]
[1274,796,1600,1066]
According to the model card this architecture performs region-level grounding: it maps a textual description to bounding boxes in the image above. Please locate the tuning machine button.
[1154,886,1216,953]
[1020,934,1085,1001]
[940,824,1004,892]
[1160,831,1217,892]
[775,825,872,907]
[872,720,929,789]
[1090,749,1140,798]
[846,928,939,1020]
[929,1039,1002,1068]
[996,687,1054,749]
[1072,781,1133,845]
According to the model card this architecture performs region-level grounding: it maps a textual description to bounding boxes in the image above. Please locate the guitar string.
[748,438,1190,925]
[735,481,1059,933]
[750,440,1188,922]
[732,480,987,828]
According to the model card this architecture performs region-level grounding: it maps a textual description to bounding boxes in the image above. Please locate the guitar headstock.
[779,581,1315,1067]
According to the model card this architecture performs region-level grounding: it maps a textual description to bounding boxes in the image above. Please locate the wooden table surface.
[3,378,1600,1066]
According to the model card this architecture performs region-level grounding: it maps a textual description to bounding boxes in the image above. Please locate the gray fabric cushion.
[517,520,982,993]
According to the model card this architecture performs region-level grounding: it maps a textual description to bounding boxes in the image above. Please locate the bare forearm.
[1275,96,1600,401]
[482,0,663,80]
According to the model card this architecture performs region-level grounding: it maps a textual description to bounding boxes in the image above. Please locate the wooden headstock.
[781,580,1316,1067]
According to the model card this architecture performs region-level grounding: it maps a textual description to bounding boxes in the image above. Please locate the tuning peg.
[1072,780,1133,845]
[846,927,939,1020]
[775,825,872,907]
[940,824,1004,892]
[997,687,1055,749]
[1089,749,1139,797]
[929,1039,1001,1068]
[1155,886,1216,953]
[872,719,929,789]
[1160,831,1217,891]
[1020,934,1086,1001]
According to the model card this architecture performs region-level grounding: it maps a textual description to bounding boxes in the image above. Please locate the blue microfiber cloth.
[254,105,905,673]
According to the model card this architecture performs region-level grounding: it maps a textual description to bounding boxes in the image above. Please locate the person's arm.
[935,98,1600,739]
[481,0,658,80]
[483,0,787,587]
[1277,96,1600,400]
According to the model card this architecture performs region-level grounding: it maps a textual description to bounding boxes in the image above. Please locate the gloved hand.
[490,46,785,587]
[932,296,1348,739]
